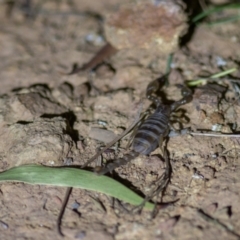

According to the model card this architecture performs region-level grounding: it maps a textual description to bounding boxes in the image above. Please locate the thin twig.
[190,132,240,137]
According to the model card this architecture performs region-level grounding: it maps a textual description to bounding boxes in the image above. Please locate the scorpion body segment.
[132,105,171,155]
[96,77,192,175]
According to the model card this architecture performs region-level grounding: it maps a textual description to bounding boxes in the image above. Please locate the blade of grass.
[0,164,154,210]
[192,3,240,23]
[186,68,237,87]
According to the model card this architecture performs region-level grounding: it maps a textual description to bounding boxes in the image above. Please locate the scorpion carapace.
[96,77,192,175]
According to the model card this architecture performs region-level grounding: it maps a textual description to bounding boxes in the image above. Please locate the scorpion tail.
[95,151,139,175]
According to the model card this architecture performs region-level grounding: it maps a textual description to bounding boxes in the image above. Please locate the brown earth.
[0,1,240,240]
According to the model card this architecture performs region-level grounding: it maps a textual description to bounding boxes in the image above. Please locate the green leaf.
[0,165,154,210]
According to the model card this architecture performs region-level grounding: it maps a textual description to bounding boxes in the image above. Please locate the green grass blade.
[192,3,240,23]
[0,165,154,210]
[209,68,237,78]
[186,68,237,86]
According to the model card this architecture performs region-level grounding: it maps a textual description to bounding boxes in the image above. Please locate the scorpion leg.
[158,135,164,154]
[125,109,152,149]
[154,139,171,196]
[133,147,172,214]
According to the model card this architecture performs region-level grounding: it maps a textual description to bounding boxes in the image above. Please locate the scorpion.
[95,76,192,175]
[57,76,192,236]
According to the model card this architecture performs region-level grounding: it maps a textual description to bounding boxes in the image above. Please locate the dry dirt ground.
[1,1,240,240]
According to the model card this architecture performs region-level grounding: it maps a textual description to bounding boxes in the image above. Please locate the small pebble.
[89,127,116,144]
[216,56,227,67]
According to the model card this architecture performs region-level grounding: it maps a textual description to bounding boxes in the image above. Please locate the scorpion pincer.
[96,77,192,175]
